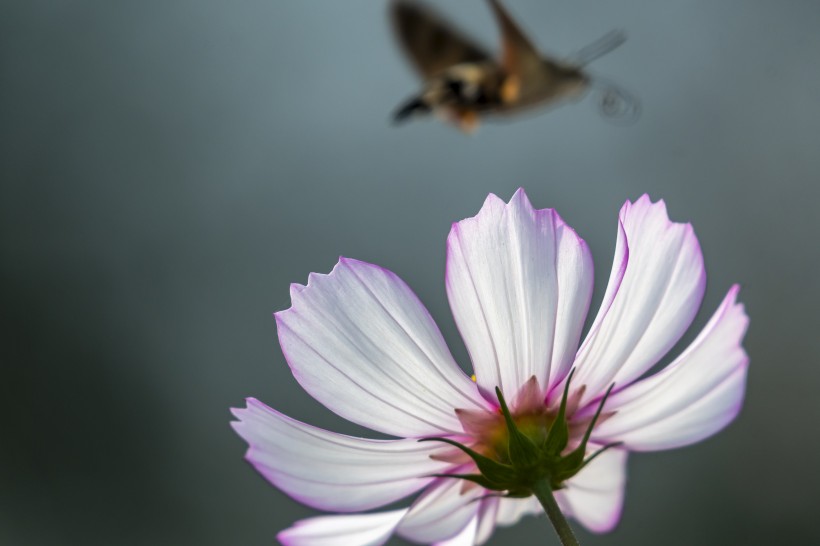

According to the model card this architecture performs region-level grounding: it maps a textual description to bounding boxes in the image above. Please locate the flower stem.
[531,478,580,546]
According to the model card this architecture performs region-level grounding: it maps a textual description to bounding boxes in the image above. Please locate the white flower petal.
[556,446,628,533]
[574,196,706,403]
[397,477,483,543]
[434,514,478,546]
[277,510,407,546]
[446,189,594,401]
[474,498,501,545]
[569,221,629,372]
[231,399,451,512]
[276,257,488,437]
[441,496,539,546]
[592,286,749,450]
[494,496,542,527]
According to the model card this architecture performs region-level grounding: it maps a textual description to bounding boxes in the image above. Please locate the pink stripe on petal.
[446,188,594,402]
[574,195,706,404]
[276,257,488,438]
[278,509,407,546]
[592,286,749,451]
[231,399,452,512]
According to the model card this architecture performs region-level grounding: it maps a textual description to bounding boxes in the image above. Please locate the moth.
[390,0,638,132]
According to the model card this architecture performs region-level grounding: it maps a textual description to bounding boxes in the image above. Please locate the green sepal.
[552,449,585,483]
[495,387,540,468]
[419,437,518,485]
[553,382,616,481]
[504,488,533,499]
[579,383,615,451]
[423,380,619,498]
[430,473,508,491]
[543,368,574,456]
[580,441,623,470]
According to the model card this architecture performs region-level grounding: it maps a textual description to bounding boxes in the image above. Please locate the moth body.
[391,0,630,132]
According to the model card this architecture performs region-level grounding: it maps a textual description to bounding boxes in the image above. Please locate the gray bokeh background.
[2,0,818,544]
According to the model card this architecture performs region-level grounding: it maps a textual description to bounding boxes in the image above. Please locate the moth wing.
[486,0,548,74]
[486,0,564,105]
[391,0,492,79]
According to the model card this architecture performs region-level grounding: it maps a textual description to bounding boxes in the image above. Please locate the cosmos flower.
[232,189,749,546]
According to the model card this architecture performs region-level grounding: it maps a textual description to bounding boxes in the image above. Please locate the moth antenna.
[571,30,627,67]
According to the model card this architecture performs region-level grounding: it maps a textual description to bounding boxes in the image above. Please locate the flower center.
[422,370,618,495]
[477,410,555,463]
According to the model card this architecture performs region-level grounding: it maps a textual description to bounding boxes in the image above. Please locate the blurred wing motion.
[390,0,633,132]
[485,0,544,104]
[391,0,491,78]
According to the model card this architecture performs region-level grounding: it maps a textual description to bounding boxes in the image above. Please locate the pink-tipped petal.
[574,196,706,403]
[231,399,451,512]
[277,510,407,546]
[592,286,749,451]
[397,476,484,543]
[276,258,488,437]
[555,445,628,533]
[446,189,593,401]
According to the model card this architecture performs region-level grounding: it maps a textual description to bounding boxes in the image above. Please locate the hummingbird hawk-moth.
[390,0,638,132]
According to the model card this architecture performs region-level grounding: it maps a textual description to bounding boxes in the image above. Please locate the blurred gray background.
[2,0,819,544]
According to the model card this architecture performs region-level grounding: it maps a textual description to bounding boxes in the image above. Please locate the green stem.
[531,479,580,546]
